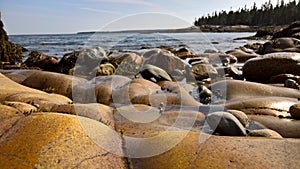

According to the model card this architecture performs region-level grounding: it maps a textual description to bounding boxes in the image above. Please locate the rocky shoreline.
[1,16,300,168]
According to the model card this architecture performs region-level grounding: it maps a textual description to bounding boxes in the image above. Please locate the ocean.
[9,32,256,59]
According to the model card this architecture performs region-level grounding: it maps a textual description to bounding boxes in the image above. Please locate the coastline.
[77,25,285,34]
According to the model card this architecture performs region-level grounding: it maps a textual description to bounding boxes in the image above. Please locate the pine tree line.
[194,0,300,26]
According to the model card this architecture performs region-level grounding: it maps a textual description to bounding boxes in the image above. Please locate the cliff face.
[0,17,23,63]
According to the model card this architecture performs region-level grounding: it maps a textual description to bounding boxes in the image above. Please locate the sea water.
[9,32,255,59]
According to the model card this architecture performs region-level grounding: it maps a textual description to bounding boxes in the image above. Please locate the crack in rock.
[71,152,110,169]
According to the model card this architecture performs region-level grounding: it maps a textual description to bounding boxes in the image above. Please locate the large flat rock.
[0,113,126,168]
[130,131,300,169]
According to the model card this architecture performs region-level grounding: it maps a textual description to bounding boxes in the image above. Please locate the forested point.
[194,0,300,26]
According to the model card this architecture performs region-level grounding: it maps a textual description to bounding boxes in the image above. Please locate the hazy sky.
[0,0,290,35]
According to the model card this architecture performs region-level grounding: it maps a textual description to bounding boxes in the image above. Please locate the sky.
[0,0,291,35]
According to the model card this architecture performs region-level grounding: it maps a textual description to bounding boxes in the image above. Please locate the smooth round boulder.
[73,83,113,105]
[225,97,297,117]
[209,80,300,101]
[169,69,185,81]
[114,104,204,136]
[0,70,37,83]
[227,110,249,127]
[21,70,87,98]
[191,63,218,81]
[207,53,237,65]
[248,129,283,139]
[3,101,37,114]
[0,73,72,109]
[198,83,212,104]
[112,78,161,105]
[58,51,79,74]
[226,48,259,63]
[130,131,300,169]
[269,74,300,84]
[248,115,300,138]
[131,80,201,107]
[24,50,59,71]
[206,111,247,136]
[51,103,114,127]
[289,103,300,119]
[89,75,131,88]
[143,49,185,73]
[175,47,198,59]
[113,52,143,77]
[223,65,243,80]
[76,47,107,68]
[284,79,299,89]
[243,52,300,82]
[138,64,173,83]
[96,63,115,76]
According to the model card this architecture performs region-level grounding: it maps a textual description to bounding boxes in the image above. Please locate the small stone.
[138,64,173,83]
[227,110,249,127]
[96,63,115,76]
[284,79,299,89]
[191,63,218,81]
[197,82,212,104]
[24,50,59,71]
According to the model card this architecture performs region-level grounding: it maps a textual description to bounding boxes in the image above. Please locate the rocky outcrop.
[0,18,23,63]
[273,21,300,39]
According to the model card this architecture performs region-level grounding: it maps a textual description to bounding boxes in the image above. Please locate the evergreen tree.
[194,0,300,26]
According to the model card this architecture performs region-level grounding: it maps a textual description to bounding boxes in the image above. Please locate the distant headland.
[77,25,284,34]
